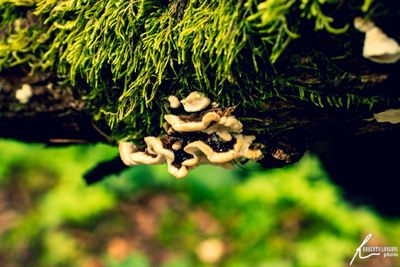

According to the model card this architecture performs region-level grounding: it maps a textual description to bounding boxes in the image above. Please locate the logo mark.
[349,233,380,265]
[349,233,398,265]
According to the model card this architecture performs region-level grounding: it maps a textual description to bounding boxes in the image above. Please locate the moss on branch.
[0,0,399,142]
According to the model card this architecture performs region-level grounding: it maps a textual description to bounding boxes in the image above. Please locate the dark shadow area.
[312,127,400,217]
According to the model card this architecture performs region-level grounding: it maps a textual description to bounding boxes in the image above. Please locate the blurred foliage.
[0,139,399,267]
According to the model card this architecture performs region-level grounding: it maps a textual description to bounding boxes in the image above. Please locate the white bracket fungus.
[354,17,400,64]
[119,91,264,179]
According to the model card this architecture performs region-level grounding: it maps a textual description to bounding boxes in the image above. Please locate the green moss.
[0,0,394,141]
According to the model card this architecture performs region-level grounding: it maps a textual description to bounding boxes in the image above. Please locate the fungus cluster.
[119,91,263,178]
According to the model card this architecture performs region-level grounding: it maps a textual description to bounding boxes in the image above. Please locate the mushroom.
[118,91,264,179]
[354,17,400,64]
[182,135,263,168]
[164,112,220,132]
[234,134,263,160]
[168,95,181,108]
[184,141,239,164]
[181,91,211,112]
[130,152,165,165]
[168,164,189,179]
[373,109,400,124]
[144,136,175,163]
[119,142,138,165]
[119,142,164,165]
[164,112,243,140]
[15,83,33,104]
[202,116,243,141]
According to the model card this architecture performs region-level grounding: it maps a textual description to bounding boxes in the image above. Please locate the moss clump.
[0,0,396,141]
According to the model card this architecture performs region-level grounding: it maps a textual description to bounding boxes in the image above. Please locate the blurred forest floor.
[0,139,399,267]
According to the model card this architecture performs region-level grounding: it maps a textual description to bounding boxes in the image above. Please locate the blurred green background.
[0,139,399,267]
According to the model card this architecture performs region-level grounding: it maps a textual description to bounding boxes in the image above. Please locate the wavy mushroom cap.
[164,112,221,132]
[144,136,175,163]
[119,142,165,165]
[184,141,239,163]
[202,116,243,141]
[363,27,400,63]
[119,142,138,165]
[181,91,211,112]
[168,164,189,179]
[130,152,165,165]
[234,134,263,160]
[354,17,400,64]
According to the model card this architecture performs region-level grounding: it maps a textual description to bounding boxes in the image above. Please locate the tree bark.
[2,63,400,215]
[0,70,109,144]
[1,64,398,167]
